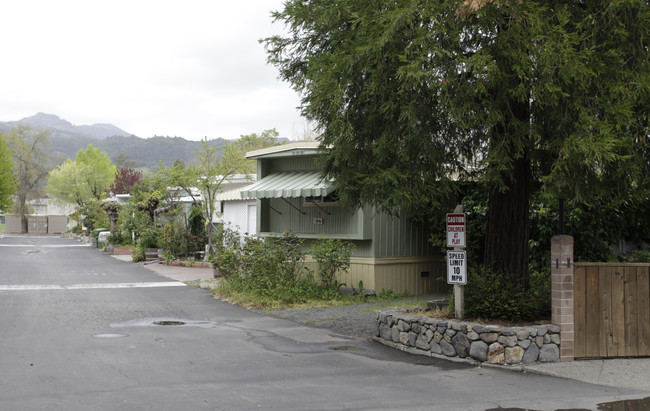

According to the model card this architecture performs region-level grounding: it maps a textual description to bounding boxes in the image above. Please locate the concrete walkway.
[111,255,219,289]
[520,357,650,392]
[111,254,650,393]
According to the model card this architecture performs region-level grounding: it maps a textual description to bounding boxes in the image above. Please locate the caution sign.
[447,250,467,285]
[446,213,466,248]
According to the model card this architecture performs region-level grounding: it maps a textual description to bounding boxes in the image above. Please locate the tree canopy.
[0,135,17,213]
[108,168,143,195]
[46,160,88,208]
[47,144,116,230]
[75,144,117,199]
[47,144,116,207]
[264,0,650,285]
[4,126,51,232]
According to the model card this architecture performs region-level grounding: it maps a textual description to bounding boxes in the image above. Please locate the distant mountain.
[0,113,230,169]
[0,112,132,140]
[49,134,229,169]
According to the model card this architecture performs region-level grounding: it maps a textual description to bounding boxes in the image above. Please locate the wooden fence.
[573,263,650,359]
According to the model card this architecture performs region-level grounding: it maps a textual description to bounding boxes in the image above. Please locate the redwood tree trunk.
[480,11,534,288]
[484,153,531,289]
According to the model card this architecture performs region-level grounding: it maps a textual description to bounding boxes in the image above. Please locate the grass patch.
[407,306,454,319]
[360,297,433,312]
[302,317,336,324]
[213,285,416,310]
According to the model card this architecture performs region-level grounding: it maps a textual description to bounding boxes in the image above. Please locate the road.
[0,236,645,410]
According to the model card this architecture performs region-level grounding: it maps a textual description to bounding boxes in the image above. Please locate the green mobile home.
[240,142,448,295]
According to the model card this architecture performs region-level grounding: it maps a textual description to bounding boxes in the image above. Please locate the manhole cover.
[153,321,186,326]
[109,318,216,328]
[92,333,128,338]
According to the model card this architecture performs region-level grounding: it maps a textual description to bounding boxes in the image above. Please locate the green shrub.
[210,224,244,277]
[464,265,538,321]
[188,203,206,239]
[618,249,650,263]
[164,223,183,256]
[311,237,355,289]
[160,217,207,258]
[107,230,130,246]
[162,249,174,265]
[131,244,146,262]
[139,227,162,249]
[214,230,422,308]
[267,231,308,286]
[529,192,650,265]
[213,228,365,306]
[234,232,312,303]
[529,267,551,316]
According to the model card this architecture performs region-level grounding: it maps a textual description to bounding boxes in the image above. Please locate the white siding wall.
[217,200,257,237]
[28,198,75,216]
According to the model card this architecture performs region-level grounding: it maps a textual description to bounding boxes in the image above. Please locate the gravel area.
[252,295,443,338]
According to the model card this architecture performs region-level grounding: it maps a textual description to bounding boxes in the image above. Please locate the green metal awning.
[240,172,335,199]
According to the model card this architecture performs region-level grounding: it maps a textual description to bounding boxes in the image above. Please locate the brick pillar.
[551,235,574,362]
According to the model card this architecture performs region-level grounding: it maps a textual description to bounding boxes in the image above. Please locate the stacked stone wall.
[375,309,560,365]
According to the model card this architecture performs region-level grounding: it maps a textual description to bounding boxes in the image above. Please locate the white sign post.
[447,206,466,320]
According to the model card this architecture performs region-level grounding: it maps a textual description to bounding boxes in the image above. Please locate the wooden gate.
[574,263,650,358]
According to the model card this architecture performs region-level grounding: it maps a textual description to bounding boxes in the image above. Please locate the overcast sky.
[0,1,311,141]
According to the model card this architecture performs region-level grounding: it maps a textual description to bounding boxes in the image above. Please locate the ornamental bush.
[213,229,359,306]
[131,244,146,263]
[138,227,162,249]
[618,249,650,263]
[310,237,355,289]
[211,227,314,303]
[107,229,130,246]
[210,223,243,277]
[464,265,538,321]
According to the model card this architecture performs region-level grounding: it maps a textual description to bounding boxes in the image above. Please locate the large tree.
[46,160,88,209]
[47,144,116,230]
[48,145,116,207]
[264,0,649,286]
[4,126,51,232]
[107,168,143,195]
[0,135,17,213]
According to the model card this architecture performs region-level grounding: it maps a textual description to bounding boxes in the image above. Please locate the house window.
[303,191,340,207]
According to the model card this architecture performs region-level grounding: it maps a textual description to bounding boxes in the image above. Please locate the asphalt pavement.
[0,235,647,410]
[119,254,650,394]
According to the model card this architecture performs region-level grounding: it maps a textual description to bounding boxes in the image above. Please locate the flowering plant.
[162,249,174,265]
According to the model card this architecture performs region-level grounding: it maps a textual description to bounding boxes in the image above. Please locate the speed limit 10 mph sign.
[447,250,467,285]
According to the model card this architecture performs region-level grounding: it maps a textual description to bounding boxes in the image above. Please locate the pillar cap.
[551,235,574,245]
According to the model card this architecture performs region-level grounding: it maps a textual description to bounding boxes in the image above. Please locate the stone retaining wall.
[375,309,560,365]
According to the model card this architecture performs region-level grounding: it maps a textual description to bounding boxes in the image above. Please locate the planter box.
[145,248,159,260]
[113,247,134,256]
[168,260,212,269]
